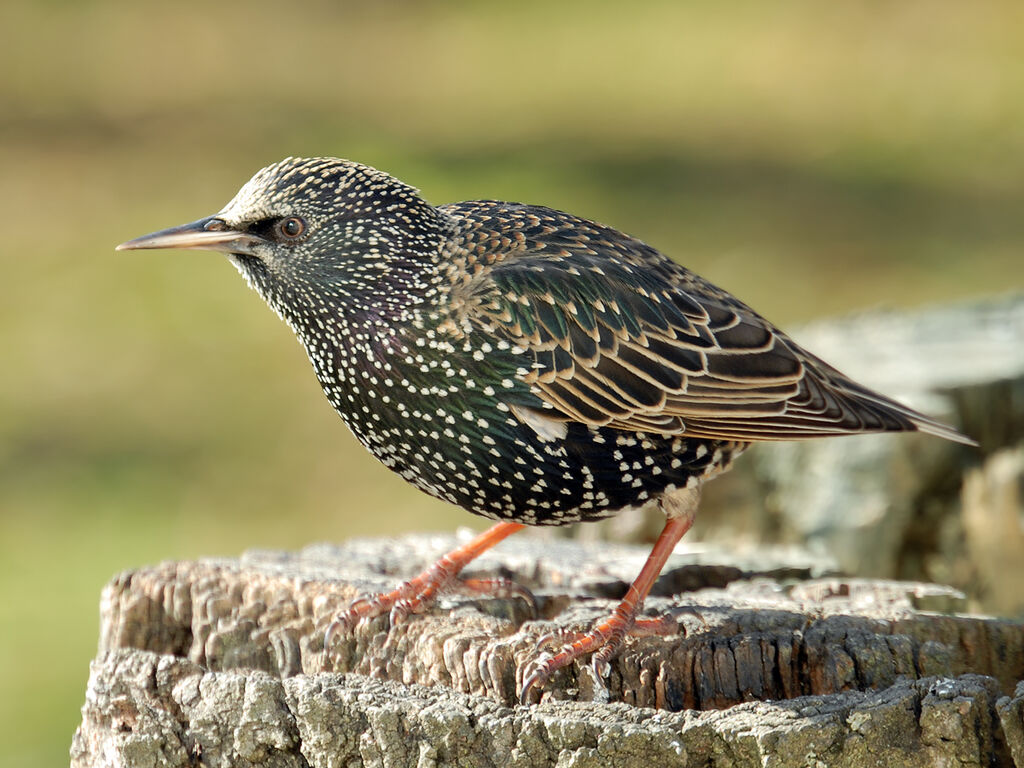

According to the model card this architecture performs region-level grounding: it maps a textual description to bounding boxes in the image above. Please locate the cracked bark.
[74,536,1024,767]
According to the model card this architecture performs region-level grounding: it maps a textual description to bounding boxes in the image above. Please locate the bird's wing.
[442,202,969,444]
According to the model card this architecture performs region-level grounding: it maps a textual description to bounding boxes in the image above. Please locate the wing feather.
[439,201,973,445]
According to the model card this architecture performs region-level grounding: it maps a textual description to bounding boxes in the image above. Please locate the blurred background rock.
[1,1,1022,765]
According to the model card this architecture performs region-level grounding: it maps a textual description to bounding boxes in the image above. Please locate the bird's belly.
[335,393,745,526]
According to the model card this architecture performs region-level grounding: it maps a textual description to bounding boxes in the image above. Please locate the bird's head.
[118,157,447,318]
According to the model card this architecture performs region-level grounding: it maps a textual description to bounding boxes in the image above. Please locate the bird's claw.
[519,623,614,704]
[460,577,537,615]
[519,638,614,705]
[519,652,557,704]
[518,610,683,703]
[532,626,584,653]
[323,588,409,652]
[323,615,352,652]
[388,597,417,627]
[590,642,615,679]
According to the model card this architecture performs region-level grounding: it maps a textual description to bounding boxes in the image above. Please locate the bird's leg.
[520,487,699,703]
[325,521,526,648]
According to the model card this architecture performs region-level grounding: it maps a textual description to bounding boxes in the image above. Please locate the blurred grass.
[1,0,1022,765]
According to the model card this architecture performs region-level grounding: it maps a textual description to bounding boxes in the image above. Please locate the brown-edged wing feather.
[441,201,973,446]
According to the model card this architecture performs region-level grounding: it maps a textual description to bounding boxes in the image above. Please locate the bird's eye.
[276,216,307,240]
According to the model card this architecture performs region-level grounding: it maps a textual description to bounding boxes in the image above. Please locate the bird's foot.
[520,608,677,703]
[325,559,454,647]
[324,522,529,651]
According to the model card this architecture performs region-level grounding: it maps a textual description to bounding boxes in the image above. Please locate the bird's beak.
[116,216,263,255]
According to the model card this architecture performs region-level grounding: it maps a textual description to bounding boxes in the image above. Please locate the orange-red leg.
[325,521,526,648]
[520,505,697,703]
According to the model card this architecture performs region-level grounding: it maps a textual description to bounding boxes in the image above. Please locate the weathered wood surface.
[74,536,1024,767]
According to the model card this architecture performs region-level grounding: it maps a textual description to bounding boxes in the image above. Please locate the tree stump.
[73,536,1024,767]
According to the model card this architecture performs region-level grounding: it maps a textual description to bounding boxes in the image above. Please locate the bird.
[118,156,973,703]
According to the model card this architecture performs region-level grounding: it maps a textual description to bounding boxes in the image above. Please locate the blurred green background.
[2,1,1023,764]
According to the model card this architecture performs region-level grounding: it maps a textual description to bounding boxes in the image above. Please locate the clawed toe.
[520,652,558,704]
[518,608,683,703]
[532,626,583,653]
[460,577,537,615]
[323,603,370,650]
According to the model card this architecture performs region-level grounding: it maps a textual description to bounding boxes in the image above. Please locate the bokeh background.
[2,1,1023,765]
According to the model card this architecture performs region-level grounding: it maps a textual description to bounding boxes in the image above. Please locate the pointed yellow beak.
[116,217,263,254]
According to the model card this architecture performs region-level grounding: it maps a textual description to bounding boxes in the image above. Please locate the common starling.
[118,157,973,702]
